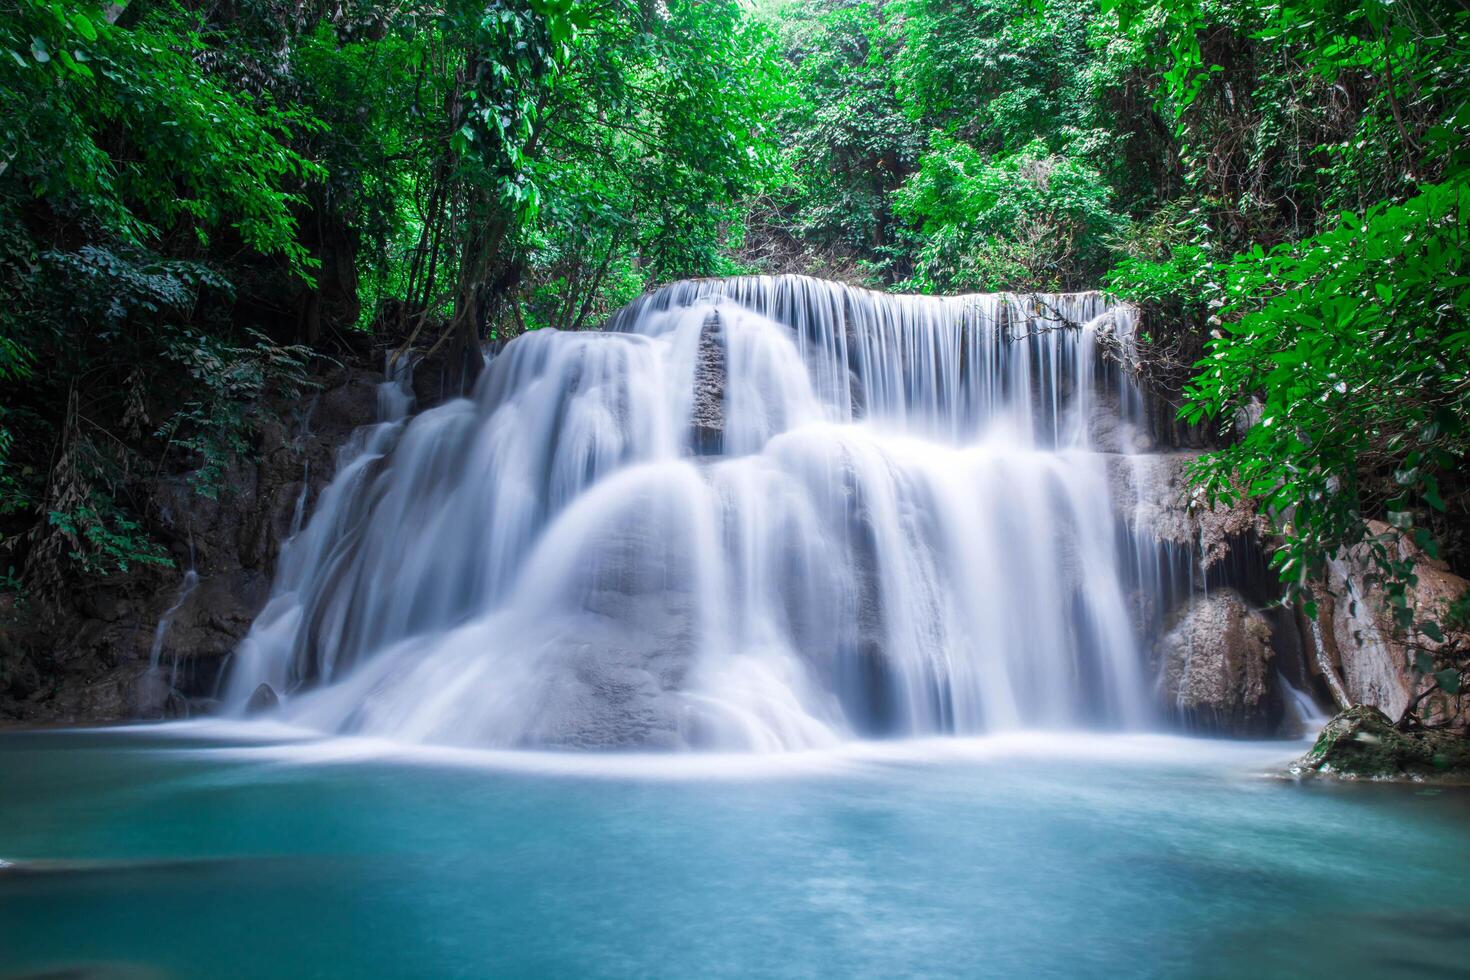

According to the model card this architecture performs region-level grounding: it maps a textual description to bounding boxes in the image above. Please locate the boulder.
[1291,705,1470,782]
[245,682,280,714]
[1155,588,1278,734]
[1313,521,1470,727]
[410,336,481,409]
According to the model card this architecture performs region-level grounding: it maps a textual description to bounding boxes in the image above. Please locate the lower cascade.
[225,275,1176,750]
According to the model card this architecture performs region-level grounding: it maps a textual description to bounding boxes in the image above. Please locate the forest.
[5,2,1470,974]
[1,0,1468,721]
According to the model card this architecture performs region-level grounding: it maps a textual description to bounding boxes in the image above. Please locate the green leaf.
[1435,669,1461,696]
[70,13,97,42]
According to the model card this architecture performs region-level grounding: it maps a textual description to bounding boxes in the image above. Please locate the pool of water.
[1,725,1467,979]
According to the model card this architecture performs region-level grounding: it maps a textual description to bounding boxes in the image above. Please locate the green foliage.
[448,0,582,221]
[1181,177,1469,604]
[156,330,316,499]
[762,0,919,274]
[759,0,1137,286]
[0,0,788,603]
[517,0,784,328]
[1103,0,1470,723]
[1,0,321,272]
[0,0,330,597]
[45,502,173,578]
[893,0,1108,156]
[895,138,1122,291]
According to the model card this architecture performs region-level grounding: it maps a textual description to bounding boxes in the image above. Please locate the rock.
[317,369,387,433]
[1107,452,1263,569]
[1084,390,1154,454]
[0,358,387,726]
[410,339,480,409]
[690,311,725,455]
[245,683,279,714]
[1291,705,1470,782]
[1155,588,1278,734]
[131,668,172,719]
[1233,396,1265,438]
[1313,520,1470,727]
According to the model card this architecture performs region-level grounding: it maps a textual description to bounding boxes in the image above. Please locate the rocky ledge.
[1291,705,1470,783]
[0,358,389,725]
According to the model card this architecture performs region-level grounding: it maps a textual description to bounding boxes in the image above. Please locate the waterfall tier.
[226,275,1161,749]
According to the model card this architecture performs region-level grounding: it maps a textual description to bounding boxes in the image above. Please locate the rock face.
[1311,520,1470,727]
[0,360,387,725]
[410,338,481,409]
[1113,455,1470,738]
[1109,452,1264,570]
[690,311,725,455]
[1155,588,1279,734]
[1292,705,1470,782]
[1110,452,1305,736]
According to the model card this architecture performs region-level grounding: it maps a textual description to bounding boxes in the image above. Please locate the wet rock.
[1,360,386,725]
[1107,452,1263,569]
[690,311,725,455]
[1084,391,1153,454]
[1155,588,1278,734]
[245,683,279,714]
[318,369,387,432]
[410,340,479,409]
[1291,705,1470,782]
[131,668,172,720]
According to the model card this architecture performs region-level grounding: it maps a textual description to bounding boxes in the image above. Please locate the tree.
[1103,0,1470,724]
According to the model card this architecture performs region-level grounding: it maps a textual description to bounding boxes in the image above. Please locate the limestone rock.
[1292,705,1470,782]
[410,340,480,409]
[690,311,725,455]
[1107,452,1264,569]
[1155,588,1277,733]
[1083,390,1153,454]
[1314,521,1470,727]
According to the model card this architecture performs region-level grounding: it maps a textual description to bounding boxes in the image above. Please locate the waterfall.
[147,565,199,689]
[225,275,1162,750]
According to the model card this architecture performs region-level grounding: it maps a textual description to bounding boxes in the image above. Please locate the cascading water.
[147,564,199,689]
[225,275,1165,750]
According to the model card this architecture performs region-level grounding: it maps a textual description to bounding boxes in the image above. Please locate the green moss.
[1296,706,1470,782]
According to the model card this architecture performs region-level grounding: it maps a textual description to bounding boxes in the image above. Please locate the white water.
[225,276,1163,750]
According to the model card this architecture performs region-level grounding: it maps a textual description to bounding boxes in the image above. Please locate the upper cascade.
[225,275,1157,750]
[606,275,1144,449]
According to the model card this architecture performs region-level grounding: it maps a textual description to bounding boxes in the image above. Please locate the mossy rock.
[1292,705,1470,782]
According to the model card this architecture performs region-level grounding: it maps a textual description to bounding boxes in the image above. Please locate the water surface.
[2,726,1467,979]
